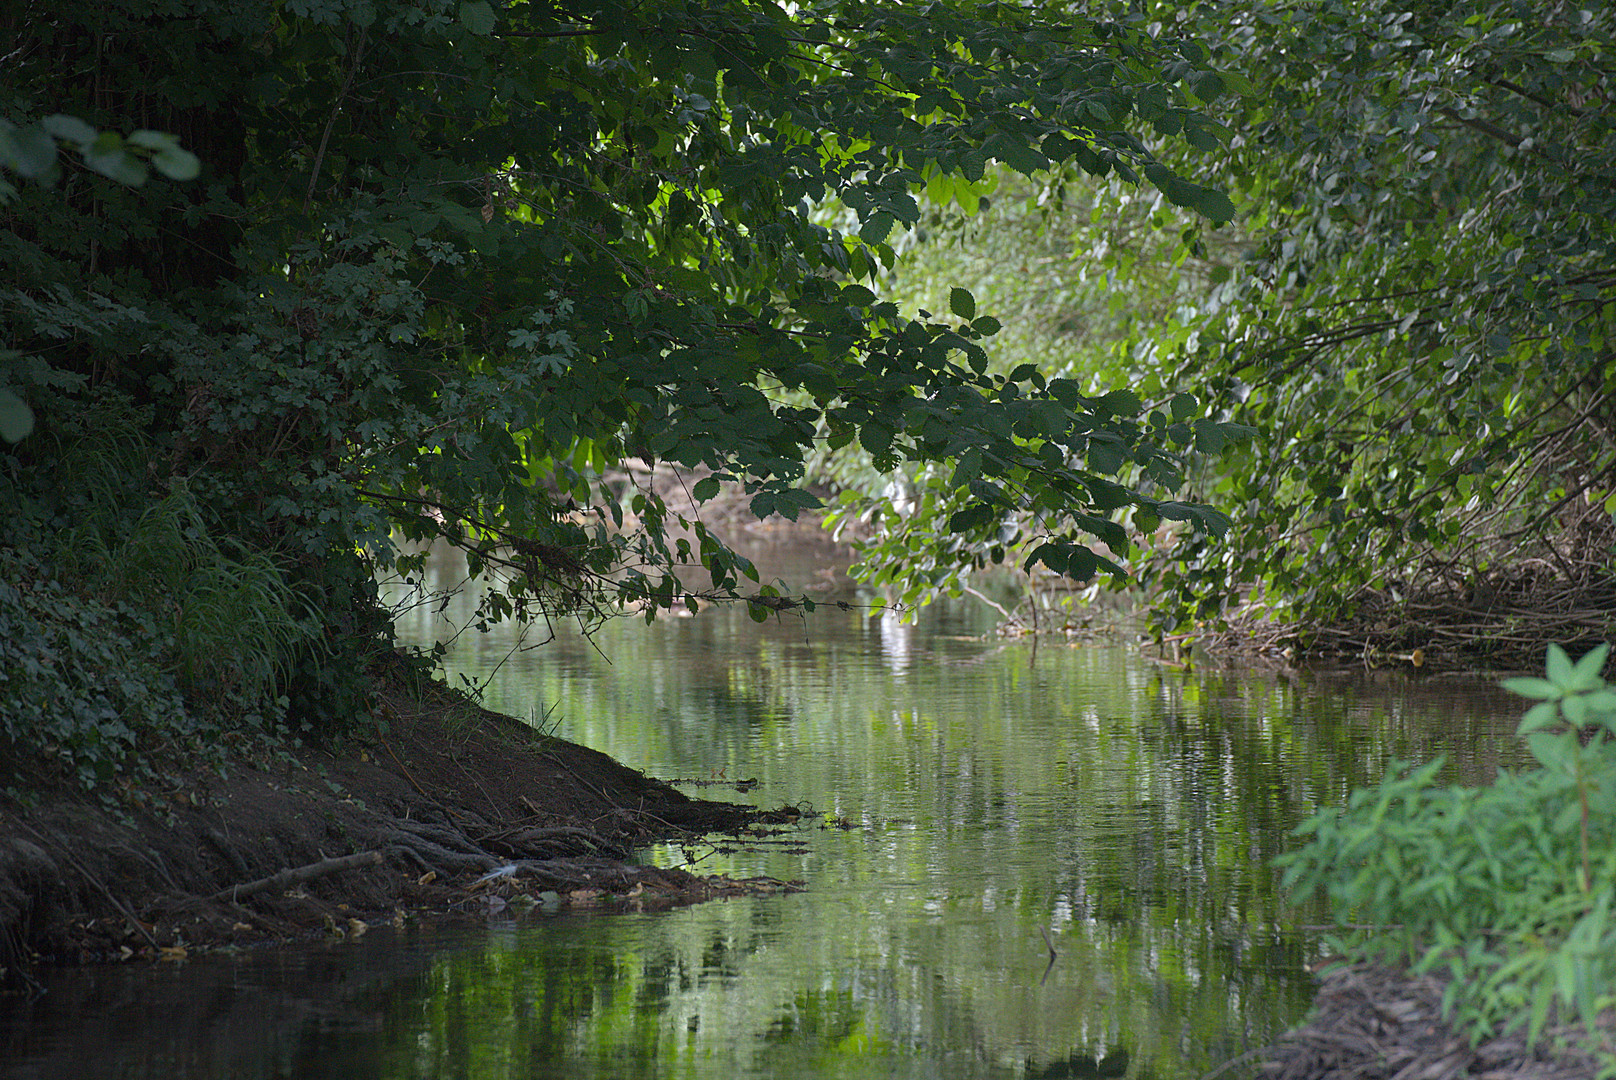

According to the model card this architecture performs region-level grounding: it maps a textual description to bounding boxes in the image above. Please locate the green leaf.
[1190,186,1236,224]
[1526,730,1578,773]
[1186,71,1224,104]
[970,315,1001,336]
[41,113,96,146]
[1546,644,1573,686]
[459,0,496,34]
[859,211,896,245]
[1193,419,1226,454]
[1502,677,1563,701]
[126,129,179,151]
[858,423,894,456]
[0,388,34,443]
[949,287,976,321]
[83,144,148,186]
[152,147,201,181]
[1514,700,1561,736]
[1092,389,1142,417]
[692,476,720,502]
[949,504,996,532]
[2,124,58,178]
[1566,643,1609,691]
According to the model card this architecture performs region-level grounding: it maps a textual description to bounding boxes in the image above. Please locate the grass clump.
[1278,644,1616,1068]
[0,402,316,795]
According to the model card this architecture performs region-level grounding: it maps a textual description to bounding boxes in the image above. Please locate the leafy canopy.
[1,0,1248,735]
[845,0,1616,652]
[0,0,1247,743]
[1140,0,1616,642]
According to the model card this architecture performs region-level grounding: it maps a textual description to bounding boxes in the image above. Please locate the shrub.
[1278,644,1616,1065]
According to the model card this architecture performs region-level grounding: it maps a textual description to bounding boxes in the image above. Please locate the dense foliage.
[1279,645,1616,1065]
[841,0,1616,660]
[1,0,1254,777]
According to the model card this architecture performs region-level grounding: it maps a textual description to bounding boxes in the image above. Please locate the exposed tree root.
[210,851,384,904]
[0,662,805,971]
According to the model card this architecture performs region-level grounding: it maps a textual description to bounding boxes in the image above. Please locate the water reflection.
[0,543,1528,1080]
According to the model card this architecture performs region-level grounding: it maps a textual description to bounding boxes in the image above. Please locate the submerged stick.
[211,850,383,903]
[1039,925,1058,986]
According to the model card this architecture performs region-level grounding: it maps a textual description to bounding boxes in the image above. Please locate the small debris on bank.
[1257,963,1613,1080]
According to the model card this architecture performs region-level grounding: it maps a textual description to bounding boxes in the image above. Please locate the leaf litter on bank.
[1253,964,1613,1080]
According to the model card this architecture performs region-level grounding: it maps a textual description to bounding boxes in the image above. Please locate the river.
[0,539,1527,1079]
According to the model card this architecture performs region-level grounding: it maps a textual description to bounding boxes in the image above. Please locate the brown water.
[0,541,1528,1080]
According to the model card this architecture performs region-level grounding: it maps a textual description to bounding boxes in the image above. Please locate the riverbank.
[1254,962,1612,1080]
[0,657,801,977]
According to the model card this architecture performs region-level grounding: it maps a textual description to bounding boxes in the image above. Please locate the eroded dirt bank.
[0,666,800,975]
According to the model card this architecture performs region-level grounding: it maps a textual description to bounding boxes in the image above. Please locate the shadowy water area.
[1,541,1530,1079]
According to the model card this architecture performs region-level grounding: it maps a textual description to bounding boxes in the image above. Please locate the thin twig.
[305,26,369,213]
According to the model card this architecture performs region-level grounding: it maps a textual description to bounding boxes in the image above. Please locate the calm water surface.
[1,542,1527,1080]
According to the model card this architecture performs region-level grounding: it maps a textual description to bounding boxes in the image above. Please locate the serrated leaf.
[1527,730,1577,772]
[459,0,496,34]
[1093,389,1142,416]
[1047,379,1083,407]
[858,423,894,456]
[970,315,1001,335]
[859,211,895,245]
[1001,141,1048,176]
[1187,71,1224,103]
[1189,420,1221,452]
[951,447,982,489]
[1218,70,1257,96]
[1191,186,1236,224]
[949,287,975,320]
[1087,441,1125,474]
[692,476,720,502]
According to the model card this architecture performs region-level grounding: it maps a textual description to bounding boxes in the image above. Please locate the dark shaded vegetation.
[2,0,1243,793]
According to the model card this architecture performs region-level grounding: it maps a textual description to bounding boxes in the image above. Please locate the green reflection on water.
[0,549,1527,1080]
[374,546,1523,1080]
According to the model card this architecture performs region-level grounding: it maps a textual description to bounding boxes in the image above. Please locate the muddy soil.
[0,661,801,975]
